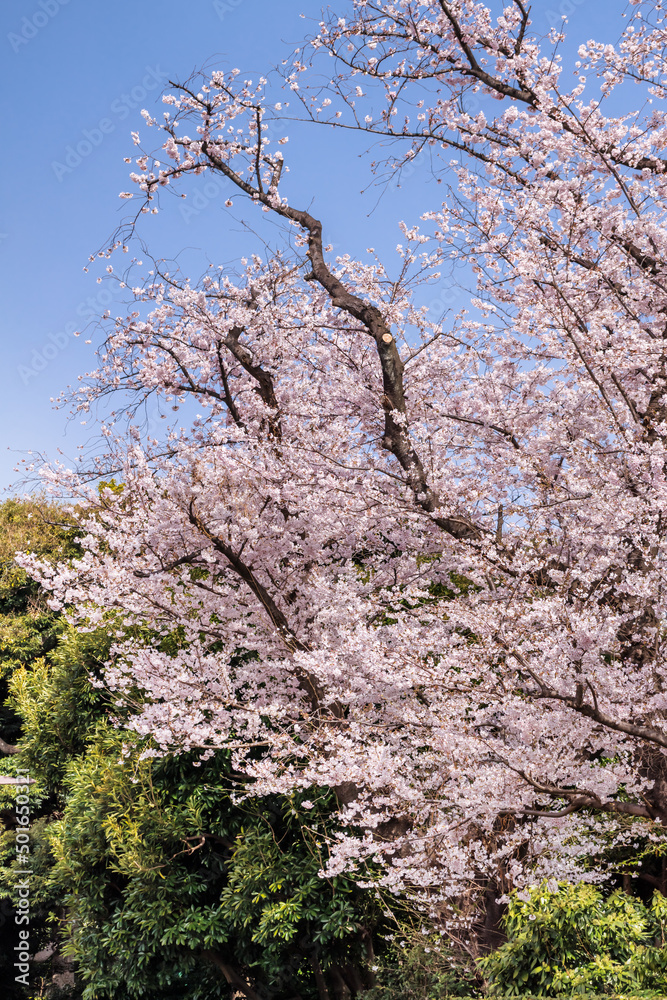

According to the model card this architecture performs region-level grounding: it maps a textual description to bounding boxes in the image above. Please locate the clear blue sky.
[0,0,626,490]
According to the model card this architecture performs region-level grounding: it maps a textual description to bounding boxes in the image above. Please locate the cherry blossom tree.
[21,0,667,917]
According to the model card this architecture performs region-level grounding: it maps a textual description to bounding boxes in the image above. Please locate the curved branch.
[192,138,481,542]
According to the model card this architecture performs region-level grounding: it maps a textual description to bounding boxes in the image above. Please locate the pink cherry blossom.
[22,1,667,905]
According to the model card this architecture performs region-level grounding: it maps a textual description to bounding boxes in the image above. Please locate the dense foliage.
[482,883,667,997]
[45,732,379,999]
[0,499,81,995]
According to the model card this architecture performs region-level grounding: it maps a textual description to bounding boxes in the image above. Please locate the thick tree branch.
[190,140,481,541]
[521,798,652,820]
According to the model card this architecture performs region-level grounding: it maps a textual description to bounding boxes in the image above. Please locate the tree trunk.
[474,882,507,953]
[201,949,264,1000]
[310,956,332,1000]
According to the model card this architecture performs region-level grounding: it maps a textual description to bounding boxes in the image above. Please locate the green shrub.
[480,882,667,997]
